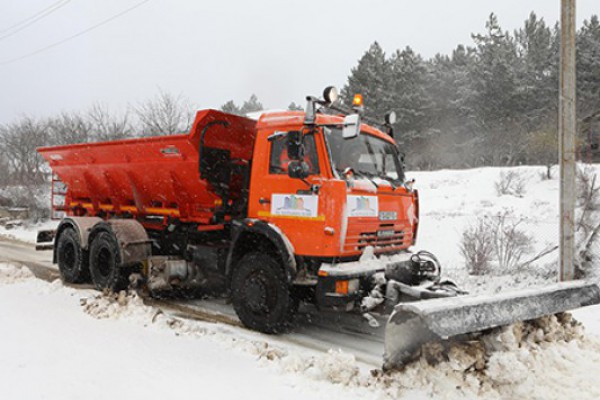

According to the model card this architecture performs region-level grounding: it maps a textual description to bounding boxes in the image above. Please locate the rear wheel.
[56,227,89,283]
[89,231,129,291]
[231,252,297,333]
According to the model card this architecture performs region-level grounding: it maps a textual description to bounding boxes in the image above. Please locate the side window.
[269,133,320,175]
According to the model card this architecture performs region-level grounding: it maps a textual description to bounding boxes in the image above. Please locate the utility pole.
[559,0,577,281]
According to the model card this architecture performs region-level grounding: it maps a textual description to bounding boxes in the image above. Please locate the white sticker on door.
[271,194,319,218]
[347,195,378,217]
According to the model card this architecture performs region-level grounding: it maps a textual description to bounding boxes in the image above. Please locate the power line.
[0,0,69,33]
[0,0,72,40]
[0,0,152,67]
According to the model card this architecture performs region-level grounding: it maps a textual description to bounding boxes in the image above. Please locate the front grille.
[344,229,412,253]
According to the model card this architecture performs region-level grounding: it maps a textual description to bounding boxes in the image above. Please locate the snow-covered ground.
[0,219,58,244]
[0,263,381,400]
[1,261,600,399]
[2,165,600,399]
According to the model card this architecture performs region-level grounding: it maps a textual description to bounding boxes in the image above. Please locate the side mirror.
[342,114,360,139]
[287,130,304,160]
[288,160,310,179]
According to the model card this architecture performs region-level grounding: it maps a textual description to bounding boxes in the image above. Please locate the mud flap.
[383,280,600,370]
[36,230,56,251]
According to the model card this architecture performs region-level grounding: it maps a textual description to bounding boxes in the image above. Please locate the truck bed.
[38,110,257,224]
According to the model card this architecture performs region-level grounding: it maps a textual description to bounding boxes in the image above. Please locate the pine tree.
[425,46,479,167]
[221,100,242,115]
[341,41,391,119]
[288,102,303,111]
[514,12,557,130]
[240,94,263,114]
[470,13,523,164]
[577,15,600,118]
[388,46,431,146]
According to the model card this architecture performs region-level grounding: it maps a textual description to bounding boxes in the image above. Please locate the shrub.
[461,211,534,274]
[460,218,494,275]
[495,170,526,197]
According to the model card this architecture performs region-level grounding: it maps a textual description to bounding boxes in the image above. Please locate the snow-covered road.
[3,165,600,399]
[0,238,387,367]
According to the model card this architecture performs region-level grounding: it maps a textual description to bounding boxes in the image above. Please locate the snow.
[410,166,561,273]
[2,262,600,399]
[0,219,58,244]
[2,165,600,398]
[0,263,382,400]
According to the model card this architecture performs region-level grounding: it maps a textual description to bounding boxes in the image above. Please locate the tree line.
[2,11,599,187]
[0,91,199,186]
[341,12,600,170]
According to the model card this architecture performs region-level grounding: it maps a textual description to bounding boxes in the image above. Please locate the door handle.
[259,197,271,205]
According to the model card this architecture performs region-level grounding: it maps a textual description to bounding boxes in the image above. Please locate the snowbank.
[376,314,600,399]
[2,262,600,399]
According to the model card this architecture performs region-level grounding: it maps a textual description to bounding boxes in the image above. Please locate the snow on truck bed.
[2,165,600,399]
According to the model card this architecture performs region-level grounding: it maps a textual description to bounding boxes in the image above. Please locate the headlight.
[323,86,339,104]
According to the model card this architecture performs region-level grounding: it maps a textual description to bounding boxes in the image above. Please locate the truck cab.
[249,111,417,259]
[238,108,418,314]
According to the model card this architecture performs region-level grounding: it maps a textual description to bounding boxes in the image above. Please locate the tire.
[89,231,128,291]
[231,252,297,333]
[56,227,90,283]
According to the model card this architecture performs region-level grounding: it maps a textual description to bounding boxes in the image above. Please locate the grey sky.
[0,0,597,124]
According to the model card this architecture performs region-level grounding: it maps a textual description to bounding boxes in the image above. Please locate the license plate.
[377,229,395,238]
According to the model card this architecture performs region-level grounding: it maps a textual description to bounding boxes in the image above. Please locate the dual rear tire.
[88,231,130,291]
[56,227,89,284]
[56,227,128,291]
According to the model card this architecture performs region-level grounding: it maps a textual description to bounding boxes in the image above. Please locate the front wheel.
[231,252,297,333]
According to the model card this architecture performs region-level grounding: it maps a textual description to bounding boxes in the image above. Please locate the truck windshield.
[324,128,405,183]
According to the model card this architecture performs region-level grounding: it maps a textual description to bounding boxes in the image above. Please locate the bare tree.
[47,112,92,145]
[0,149,10,186]
[0,116,49,184]
[134,90,194,136]
[87,103,133,142]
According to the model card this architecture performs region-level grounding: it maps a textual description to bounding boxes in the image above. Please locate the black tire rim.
[96,247,112,278]
[60,242,76,272]
[243,271,277,315]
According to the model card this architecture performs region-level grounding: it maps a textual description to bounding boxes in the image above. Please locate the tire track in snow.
[0,238,384,367]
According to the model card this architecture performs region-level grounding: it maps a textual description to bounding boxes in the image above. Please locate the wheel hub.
[96,247,112,278]
[245,277,269,313]
[62,243,76,271]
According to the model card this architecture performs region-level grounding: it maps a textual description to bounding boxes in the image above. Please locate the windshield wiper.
[377,175,401,190]
[338,167,379,189]
[354,170,380,189]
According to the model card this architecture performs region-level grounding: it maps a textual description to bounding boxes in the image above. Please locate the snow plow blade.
[383,280,600,370]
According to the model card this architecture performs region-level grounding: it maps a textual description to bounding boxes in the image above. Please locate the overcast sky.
[0,0,597,124]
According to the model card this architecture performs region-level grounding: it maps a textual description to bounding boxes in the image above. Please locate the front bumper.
[317,252,413,279]
[315,252,413,310]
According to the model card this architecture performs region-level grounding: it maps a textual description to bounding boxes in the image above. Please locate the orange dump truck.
[37,87,600,369]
